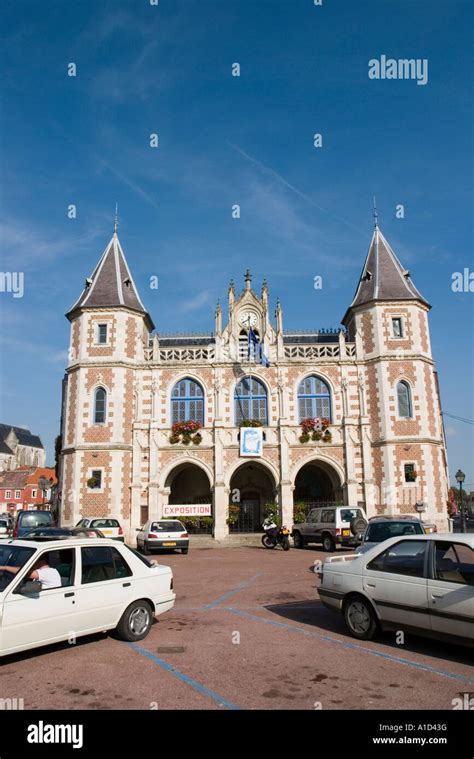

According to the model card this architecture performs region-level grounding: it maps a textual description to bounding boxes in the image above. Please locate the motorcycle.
[261,520,291,551]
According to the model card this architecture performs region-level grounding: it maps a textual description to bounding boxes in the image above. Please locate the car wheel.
[181,548,189,554]
[116,600,153,642]
[293,531,304,549]
[322,534,335,552]
[343,595,378,640]
[142,542,150,555]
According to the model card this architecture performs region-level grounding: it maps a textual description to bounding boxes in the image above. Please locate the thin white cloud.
[177,290,213,314]
[0,220,104,269]
[228,142,366,236]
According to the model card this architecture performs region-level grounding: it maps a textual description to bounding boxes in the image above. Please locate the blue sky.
[0,0,473,486]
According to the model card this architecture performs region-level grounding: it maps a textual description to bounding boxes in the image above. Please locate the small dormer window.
[97,324,108,345]
[123,277,131,289]
[363,270,372,282]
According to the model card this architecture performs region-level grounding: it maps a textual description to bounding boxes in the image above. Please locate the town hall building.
[59,221,450,540]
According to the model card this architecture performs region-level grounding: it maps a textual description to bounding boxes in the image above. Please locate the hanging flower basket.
[86,476,97,489]
[192,433,202,445]
[406,469,418,482]
[227,505,240,525]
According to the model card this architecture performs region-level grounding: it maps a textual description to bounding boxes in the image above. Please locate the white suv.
[292,506,368,552]
[0,538,175,657]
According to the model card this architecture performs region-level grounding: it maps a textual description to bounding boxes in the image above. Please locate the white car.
[0,519,10,539]
[0,538,175,657]
[76,518,124,541]
[136,519,189,555]
[318,533,473,646]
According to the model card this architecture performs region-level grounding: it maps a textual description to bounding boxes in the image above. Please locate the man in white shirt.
[0,553,62,589]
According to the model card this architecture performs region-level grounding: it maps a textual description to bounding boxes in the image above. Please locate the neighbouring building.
[0,467,57,514]
[59,221,450,541]
[0,424,45,472]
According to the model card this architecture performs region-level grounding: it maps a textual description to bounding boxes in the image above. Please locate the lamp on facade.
[455,469,466,533]
[415,501,426,522]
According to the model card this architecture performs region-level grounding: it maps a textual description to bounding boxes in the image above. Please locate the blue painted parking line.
[129,643,241,710]
[224,608,474,684]
[205,573,261,609]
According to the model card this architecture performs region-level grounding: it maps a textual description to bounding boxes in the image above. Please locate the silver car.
[136,519,189,555]
[318,533,474,646]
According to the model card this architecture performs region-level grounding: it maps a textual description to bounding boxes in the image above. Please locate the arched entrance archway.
[294,460,344,513]
[229,462,277,533]
[164,463,213,534]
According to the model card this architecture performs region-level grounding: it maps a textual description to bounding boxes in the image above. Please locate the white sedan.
[318,533,473,646]
[0,538,175,657]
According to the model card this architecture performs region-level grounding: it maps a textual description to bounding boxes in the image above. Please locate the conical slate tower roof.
[342,225,429,324]
[66,232,154,330]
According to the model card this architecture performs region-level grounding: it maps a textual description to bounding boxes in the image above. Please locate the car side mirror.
[18,580,42,596]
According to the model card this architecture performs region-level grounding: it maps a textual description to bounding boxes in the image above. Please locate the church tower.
[342,223,449,522]
[61,228,154,529]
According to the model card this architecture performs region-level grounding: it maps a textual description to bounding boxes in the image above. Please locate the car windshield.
[365,521,424,542]
[19,513,52,527]
[0,544,35,591]
[151,521,184,532]
[0,520,8,528]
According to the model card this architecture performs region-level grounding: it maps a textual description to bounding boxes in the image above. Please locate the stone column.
[145,483,158,521]
[280,480,294,528]
[130,484,142,529]
[343,422,359,505]
[213,482,229,540]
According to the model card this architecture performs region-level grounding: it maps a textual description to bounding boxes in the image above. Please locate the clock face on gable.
[238,311,258,329]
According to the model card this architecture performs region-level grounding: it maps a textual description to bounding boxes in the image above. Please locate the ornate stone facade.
[59,225,450,540]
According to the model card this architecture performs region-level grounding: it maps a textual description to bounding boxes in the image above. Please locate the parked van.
[12,510,55,539]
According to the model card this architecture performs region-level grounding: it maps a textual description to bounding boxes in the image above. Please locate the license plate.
[163,542,176,547]
[342,529,350,537]
[102,530,113,536]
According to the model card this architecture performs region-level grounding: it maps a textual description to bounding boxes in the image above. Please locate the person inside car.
[0,553,61,589]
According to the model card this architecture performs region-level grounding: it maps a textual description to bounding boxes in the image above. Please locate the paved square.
[1,546,472,710]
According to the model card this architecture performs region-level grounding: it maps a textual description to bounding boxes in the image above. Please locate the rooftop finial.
[114,202,119,234]
[373,196,378,229]
[244,269,252,290]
